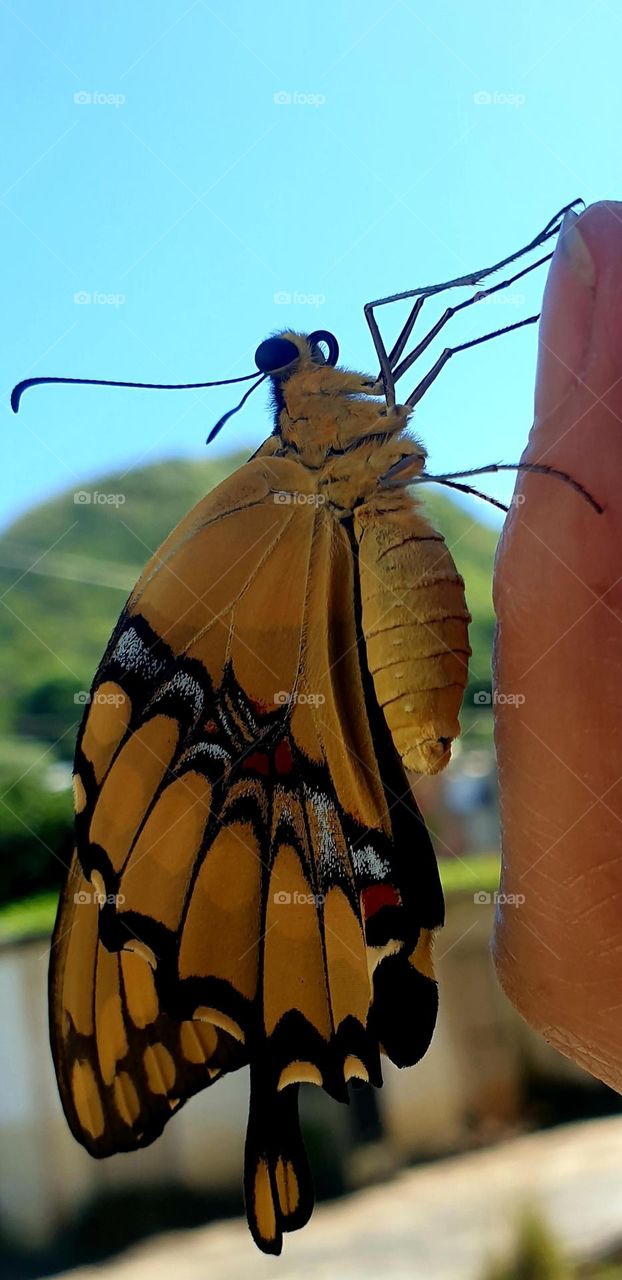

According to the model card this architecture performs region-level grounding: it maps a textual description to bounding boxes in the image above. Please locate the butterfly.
[12,200,592,1254]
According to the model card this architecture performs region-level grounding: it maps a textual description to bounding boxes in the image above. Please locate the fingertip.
[534,200,622,426]
[534,210,595,422]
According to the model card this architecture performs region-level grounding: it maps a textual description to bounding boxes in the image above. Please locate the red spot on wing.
[362,884,402,920]
[274,739,294,775]
[249,697,271,717]
[204,719,218,734]
[243,752,270,776]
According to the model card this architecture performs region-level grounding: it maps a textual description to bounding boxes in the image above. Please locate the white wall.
[0,895,593,1248]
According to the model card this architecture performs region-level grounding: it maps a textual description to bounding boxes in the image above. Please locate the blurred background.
[2,2,622,1278]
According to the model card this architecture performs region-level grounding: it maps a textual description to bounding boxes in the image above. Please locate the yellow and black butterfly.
[12,200,598,1254]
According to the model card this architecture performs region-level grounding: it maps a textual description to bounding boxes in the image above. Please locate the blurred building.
[413,740,500,862]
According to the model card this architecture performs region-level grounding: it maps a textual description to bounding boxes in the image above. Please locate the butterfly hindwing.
[244,1071,313,1253]
[50,450,445,1251]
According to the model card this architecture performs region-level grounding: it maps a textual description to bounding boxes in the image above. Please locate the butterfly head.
[254,330,340,379]
[260,332,413,469]
[257,330,384,404]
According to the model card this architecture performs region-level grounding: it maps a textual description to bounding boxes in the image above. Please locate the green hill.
[0,453,248,744]
[0,454,498,902]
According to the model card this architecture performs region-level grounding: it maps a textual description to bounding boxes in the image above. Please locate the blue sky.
[2,0,620,530]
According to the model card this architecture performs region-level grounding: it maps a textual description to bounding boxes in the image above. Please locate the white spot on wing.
[351,844,390,881]
[150,671,204,722]
[111,627,164,680]
[180,742,230,766]
[304,784,341,881]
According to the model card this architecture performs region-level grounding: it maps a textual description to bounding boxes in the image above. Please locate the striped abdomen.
[355,497,471,775]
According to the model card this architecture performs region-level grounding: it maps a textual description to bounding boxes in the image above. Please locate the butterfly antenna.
[10,369,261,414]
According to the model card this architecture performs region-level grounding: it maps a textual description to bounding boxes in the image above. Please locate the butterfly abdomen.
[270,349,470,774]
[355,496,471,774]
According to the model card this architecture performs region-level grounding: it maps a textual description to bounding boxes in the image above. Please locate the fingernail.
[557,209,595,287]
[534,211,596,423]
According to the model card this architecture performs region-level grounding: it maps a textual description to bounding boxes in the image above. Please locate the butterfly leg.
[366,249,552,409]
[404,311,539,408]
[364,199,582,407]
[364,300,398,407]
[367,198,581,315]
[364,295,427,408]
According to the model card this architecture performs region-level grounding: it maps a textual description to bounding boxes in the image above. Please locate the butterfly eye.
[254,337,300,374]
[308,330,339,367]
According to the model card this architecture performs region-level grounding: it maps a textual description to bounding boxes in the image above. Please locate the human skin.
[492,201,622,1091]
